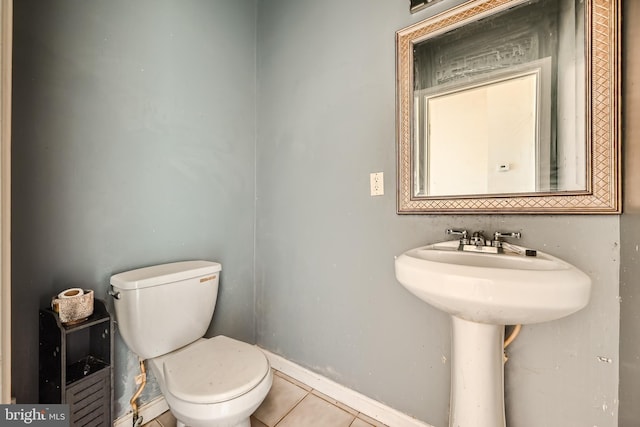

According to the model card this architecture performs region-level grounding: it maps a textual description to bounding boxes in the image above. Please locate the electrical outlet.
[370,172,384,196]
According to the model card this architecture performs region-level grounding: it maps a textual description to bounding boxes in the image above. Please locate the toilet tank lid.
[110,260,221,290]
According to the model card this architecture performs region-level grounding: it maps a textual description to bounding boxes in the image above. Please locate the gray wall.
[256,1,620,426]
[12,0,257,417]
[11,1,627,426]
[619,0,640,425]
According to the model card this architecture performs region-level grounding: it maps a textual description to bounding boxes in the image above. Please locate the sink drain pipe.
[130,358,147,427]
[503,324,522,363]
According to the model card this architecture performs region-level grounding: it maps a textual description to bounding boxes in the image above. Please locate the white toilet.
[110,260,272,427]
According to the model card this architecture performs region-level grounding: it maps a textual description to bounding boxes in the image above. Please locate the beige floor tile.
[141,420,162,427]
[156,410,177,427]
[253,374,308,426]
[277,394,355,427]
[274,370,312,392]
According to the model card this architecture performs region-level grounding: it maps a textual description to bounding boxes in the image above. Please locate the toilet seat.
[157,336,270,404]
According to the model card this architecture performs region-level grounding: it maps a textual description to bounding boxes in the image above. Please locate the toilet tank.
[110,260,222,360]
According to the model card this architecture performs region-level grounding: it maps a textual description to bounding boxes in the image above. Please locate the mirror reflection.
[411,0,585,197]
[416,62,550,196]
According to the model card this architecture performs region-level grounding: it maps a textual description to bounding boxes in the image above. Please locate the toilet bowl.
[110,261,272,427]
[148,336,273,427]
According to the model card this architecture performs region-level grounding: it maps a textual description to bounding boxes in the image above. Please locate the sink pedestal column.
[450,316,505,427]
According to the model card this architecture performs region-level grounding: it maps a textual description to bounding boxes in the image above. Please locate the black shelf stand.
[39,299,113,427]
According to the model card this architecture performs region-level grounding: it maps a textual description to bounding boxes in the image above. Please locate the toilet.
[110,260,272,427]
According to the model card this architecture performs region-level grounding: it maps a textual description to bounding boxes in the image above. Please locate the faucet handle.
[493,231,521,240]
[446,229,469,244]
[492,231,521,248]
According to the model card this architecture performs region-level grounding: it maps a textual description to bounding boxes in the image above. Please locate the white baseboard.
[113,395,169,427]
[262,349,434,427]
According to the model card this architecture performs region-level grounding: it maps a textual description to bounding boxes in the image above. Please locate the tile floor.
[141,369,388,427]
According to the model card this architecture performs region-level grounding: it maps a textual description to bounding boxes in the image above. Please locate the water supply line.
[503,324,522,363]
[130,358,147,427]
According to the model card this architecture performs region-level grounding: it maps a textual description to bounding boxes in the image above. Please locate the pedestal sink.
[395,239,591,427]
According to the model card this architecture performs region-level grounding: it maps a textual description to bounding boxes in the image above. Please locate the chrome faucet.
[446,228,522,253]
[470,231,486,247]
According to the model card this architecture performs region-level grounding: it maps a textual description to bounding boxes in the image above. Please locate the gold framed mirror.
[396,0,620,214]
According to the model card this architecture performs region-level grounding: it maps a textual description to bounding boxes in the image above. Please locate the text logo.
[0,405,69,427]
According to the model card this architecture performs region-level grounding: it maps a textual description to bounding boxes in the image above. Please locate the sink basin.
[395,240,591,324]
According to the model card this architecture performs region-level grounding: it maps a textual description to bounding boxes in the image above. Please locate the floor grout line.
[271,389,311,427]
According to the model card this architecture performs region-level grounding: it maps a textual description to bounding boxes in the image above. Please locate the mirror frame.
[396,0,621,214]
